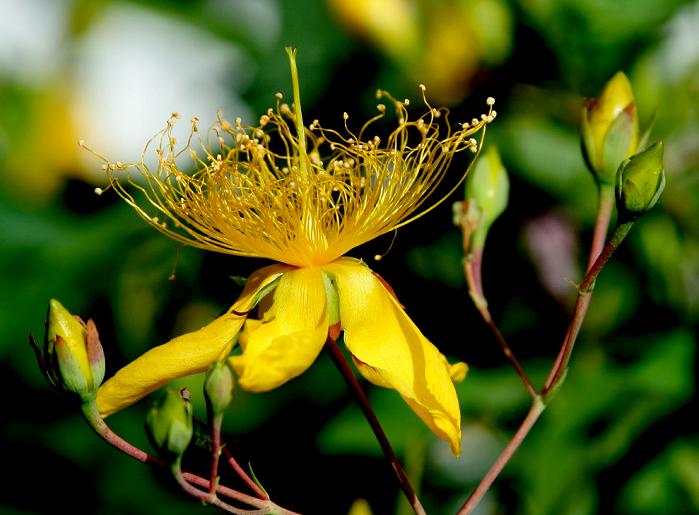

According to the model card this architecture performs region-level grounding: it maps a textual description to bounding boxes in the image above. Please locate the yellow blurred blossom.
[328,0,513,104]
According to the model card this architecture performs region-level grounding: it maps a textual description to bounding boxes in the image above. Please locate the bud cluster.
[582,72,665,220]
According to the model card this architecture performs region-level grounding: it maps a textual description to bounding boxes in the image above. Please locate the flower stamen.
[86,62,495,268]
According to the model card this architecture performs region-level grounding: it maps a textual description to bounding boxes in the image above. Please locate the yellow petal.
[443,355,469,383]
[325,257,463,454]
[230,267,329,392]
[97,264,288,417]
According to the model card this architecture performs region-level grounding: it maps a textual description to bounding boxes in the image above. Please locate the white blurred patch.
[72,3,254,174]
[428,421,502,484]
[426,422,499,513]
[0,0,68,81]
[659,2,699,82]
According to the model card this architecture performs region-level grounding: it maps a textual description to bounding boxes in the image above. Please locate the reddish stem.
[80,401,297,514]
[222,447,269,500]
[459,185,630,513]
[464,249,537,398]
[543,219,633,394]
[324,333,427,515]
[457,397,545,514]
[171,461,269,515]
[542,185,615,393]
[209,414,224,498]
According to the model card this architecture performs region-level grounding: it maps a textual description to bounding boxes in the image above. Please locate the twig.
[80,401,298,514]
[542,219,633,394]
[171,460,269,515]
[457,397,546,514]
[458,185,629,513]
[324,331,427,515]
[209,414,224,498]
[463,246,536,398]
[222,447,270,500]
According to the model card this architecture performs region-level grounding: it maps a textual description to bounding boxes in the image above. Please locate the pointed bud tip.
[582,71,639,182]
[42,299,96,398]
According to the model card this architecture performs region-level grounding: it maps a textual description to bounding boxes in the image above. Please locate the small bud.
[616,141,665,221]
[348,498,373,515]
[204,362,235,419]
[463,146,509,251]
[581,72,639,184]
[29,299,104,399]
[145,388,193,461]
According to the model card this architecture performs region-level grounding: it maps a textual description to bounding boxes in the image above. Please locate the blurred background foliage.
[1,0,697,514]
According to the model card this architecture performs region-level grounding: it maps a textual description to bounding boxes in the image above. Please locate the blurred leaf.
[495,116,597,220]
[406,232,465,287]
[619,438,699,513]
[456,364,539,416]
[518,0,686,86]
[318,386,429,457]
[583,262,640,335]
[512,329,694,514]
[634,214,699,318]
[0,200,138,378]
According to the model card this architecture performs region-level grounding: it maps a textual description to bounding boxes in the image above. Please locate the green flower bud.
[29,299,105,399]
[204,361,235,419]
[581,72,639,184]
[145,388,193,461]
[616,141,665,221]
[463,145,509,251]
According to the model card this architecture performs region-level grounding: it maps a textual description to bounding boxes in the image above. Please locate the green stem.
[285,47,309,178]
[324,334,427,515]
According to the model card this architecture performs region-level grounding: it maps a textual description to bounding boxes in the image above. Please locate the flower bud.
[348,498,373,515]
[29,299,105,399]
[145,388,193,461]
[615,141,665,221]
[204,361,235,419]
[463,146,509,251]
[581,72,639,184]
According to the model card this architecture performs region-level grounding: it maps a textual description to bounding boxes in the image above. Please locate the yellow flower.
[93,48,492,454]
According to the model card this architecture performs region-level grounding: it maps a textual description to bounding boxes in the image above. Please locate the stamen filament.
[94,54,495,268]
